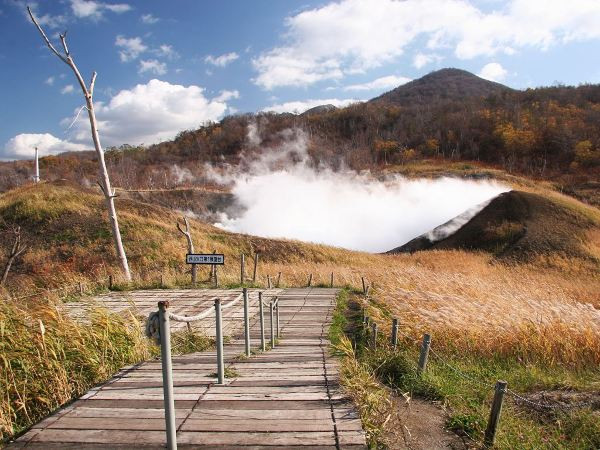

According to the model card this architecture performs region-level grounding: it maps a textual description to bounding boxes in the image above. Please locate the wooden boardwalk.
[11,288,366,449]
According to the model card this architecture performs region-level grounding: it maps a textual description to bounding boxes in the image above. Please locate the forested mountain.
[1,68,598,203]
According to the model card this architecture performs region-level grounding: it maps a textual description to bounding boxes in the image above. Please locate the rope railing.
[359,286,597,448]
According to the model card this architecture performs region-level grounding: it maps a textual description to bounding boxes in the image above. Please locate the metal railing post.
[418,333,432,373]
[259,292,266,351]
[158,301,177,450]
[330,272,334,288]
[243,288,250,356]
[214,265,219,287]
[267,275,272,289]
[214,298,225,384]
[391,318,399,349]
[275,300,280,339]
[270,301,275,348]
[307,274,312,287]
[276,272,281,288]
[484,381,508,447]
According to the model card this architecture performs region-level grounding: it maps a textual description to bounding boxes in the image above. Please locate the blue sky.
[1,0,600,160]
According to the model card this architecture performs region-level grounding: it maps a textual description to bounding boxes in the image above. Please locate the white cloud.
[61,84,75,94]
[140,13,159,24]
[2,133,87,160]
[62,79,230,147]
[262,98,359,114]
[205,52,239,67]
[70,0,131,20]
[138,59,167,75]
[155,44,178,59]
[413,52,442,69]
[214,90,240,102]
[253,0,600,89]
[478,62,508,82]
[342,75,411,91]
[25,2,67,28]
[45,76,55,86]
[115,35,147,62]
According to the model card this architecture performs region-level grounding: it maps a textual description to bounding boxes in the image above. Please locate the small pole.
[364,316,370,326]
[214,265,219,287]
[210,249,216,282]
[259,292,266,351]
[78,281,83,295]
[243,288,250,357]
[34,146,40,183]
[269,301,275,348]
[371,322,377,349]
[391,318,399,349]
[252,253,259,283]
[361,277,367,295]
[330,272,334,288]
[160,273,164,288]
[240,254,245,284]
[307,274,312,287]
[158,302,176,450]
[418,333,432,373]
[276,272,281,288]
[275,300,280,338]
[267,275,272,289]
[484,381,508,448]
[108,275,113,290]
[214,299,225,384]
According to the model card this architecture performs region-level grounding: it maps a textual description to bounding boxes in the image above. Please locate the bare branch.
[176,220,186,236]
[96,180,107,196]
[27,6,68,64]
[59,31,70,56]
[89,71,97,97]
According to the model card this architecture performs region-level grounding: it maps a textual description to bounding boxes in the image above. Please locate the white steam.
[211,127,508,253]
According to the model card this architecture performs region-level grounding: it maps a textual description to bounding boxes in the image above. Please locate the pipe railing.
[147,289,280,449]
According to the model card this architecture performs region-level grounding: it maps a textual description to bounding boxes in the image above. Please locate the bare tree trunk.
[28,7,131,281]
[177,216,197,284]
[1,227,27,286]
[33,147,40,183]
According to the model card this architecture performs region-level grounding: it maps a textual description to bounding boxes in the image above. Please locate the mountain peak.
[370,67,513,105]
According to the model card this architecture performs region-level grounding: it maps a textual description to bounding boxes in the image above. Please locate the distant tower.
[33,146,40,183]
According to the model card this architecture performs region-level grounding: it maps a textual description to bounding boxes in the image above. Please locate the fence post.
[108,275,113,290]
[158,301,176,450]
[330,272,334,288]
[276,272,281,288]
[160,274,164,288]
[214,298,225,384]
[371,322,377,349]
[391,318,399,349]
[252,253,259,283]
[418,333,432,373]
[275,300,280,339]
[240,254,245,284]
[307,274,312,287]
[214,265,219,288]
[364,316,370,326]
[259,292,265,351]
[78,281,84,295]
[243,288,250,357]
[484,380,508,447]
[267,275,272,289]
[270,301,275,348]
[361,277,367,295]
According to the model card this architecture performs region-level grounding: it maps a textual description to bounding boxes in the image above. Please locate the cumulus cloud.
[262,98,360,114]
[205,52,239,67]
[140,13,159,24]
[115,35,147,62]
[214,90,240,102]
[342,75,411,91]
[138,59,167,75]
[2,133,87,160]
[413,52,442,69]
[253,0,600,89]
[70,0,131,20]
[45,76,55,86]
[154,44,178,60]
[478,62,508,82]
[63,79,230,147]
[61,84,75,94]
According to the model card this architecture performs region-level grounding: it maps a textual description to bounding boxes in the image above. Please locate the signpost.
[186,254,225,265]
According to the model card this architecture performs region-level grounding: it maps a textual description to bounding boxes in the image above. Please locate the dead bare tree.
[28,7,131,281]
[176,216,197,284]
[1,227,27,286]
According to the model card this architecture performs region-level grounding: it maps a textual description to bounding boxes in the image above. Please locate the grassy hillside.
[1,180,599,447]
